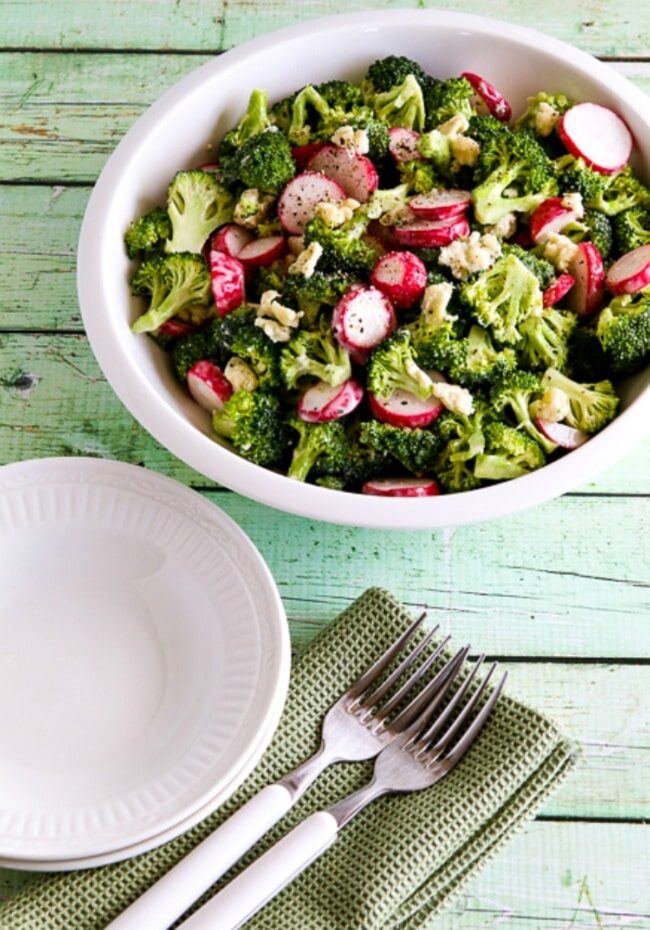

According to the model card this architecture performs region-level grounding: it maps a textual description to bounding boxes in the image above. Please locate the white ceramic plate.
[0,458,290,861]
[77,9,650,530]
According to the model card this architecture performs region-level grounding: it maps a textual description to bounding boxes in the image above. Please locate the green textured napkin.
[0,588,578,930]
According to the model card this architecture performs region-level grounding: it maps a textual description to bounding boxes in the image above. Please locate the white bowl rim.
[78,8,650,530]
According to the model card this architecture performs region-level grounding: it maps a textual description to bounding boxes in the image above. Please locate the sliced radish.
[605,244,650,295]
[332,286,397,353]
[370,250,427,310]
[362,477,440,497]
[211,223,255,258]
[307,144,378,203]
[535,419,589,450]
[394,214,470,248]
[558,103,633,175]
[368,389,444,429]
[297,378,363,423]
[388,127,423,163]
[291,141,327,169]
[237,235,286,267]
[461,71,512,122]
[209,249,246,317]
[187,360,233,412]
[277,171,346,235]
[158,319,195,339]
[543,274,576,307]
[408,189,472,221]
[567,242,605,318]
[530,197,580,244]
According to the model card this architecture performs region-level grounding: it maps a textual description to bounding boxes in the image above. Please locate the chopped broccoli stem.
[131,253,211,334]
[287,418,348,482]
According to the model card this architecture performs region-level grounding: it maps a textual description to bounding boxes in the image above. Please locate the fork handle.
[105,785,293,930]
[178,812,339,930]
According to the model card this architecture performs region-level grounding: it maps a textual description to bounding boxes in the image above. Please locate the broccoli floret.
[449,324,518,388]
[541,368,619,433]
[281,270,355,325]
[131,253,211,334]
[124,207,171,259]
[567,325,610,381]
[408,281,465,371]
[472,128,557,225]
[557,160,650,217]
[171,324,221,381]
[502,243,556,289]
[514,92,571,136]
[613,208,650,253]
[303,213,377,276]
[367,330,434,401]
[433,403,490,493]
[474,421,546,480]
[595,289,650,375]
[221,130,296,194]
[220,89,271,157]
[422,76,475,130]
[314,79,364,111]
[165,170,234,254]
[212,389,288,467]
[398,158,438,194]
[287,418,348,482]
[359,420,442,476]
[371,74,426,132]
[254,261,289,298]
[312,420,394,489]
[227,322,281,388]
[460,253,543,346]
[284,85,333,145]
[490,369,557,453]
[280,325,351,388]
[518,307,578,371]
[363,56,427,95]
[564,209,613,259]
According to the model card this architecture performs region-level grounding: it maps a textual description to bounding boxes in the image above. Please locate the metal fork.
[178,656,506,930]
[107,614,467,930]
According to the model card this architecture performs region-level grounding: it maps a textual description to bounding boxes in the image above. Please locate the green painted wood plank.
[0,332,648,655]
[0,55,647,183]
[1,0,649,58]
[0,823,648,922]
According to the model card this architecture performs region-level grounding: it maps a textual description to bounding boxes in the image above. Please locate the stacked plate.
[0,458,290,870]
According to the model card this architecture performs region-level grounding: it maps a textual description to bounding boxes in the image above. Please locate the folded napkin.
[0,588,578,930]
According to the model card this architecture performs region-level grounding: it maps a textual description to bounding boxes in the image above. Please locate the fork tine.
[347,612,427,700]
[419,660,496,761]
[415,653,484,749]
[430,671,507,769]
[357,625,439,715]
[367,633,451,725]
[391,645,469,734]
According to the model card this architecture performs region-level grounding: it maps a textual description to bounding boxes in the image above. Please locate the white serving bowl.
[78,9,650,530]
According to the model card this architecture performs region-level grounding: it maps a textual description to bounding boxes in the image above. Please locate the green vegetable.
[422,76,475,129]
[363,56,428,96]
[541,368,619,433]
[367,330,433,401]
[595,289,650,375]
[503,243,556,289]
[171,324,221,381]
[433,403,491,493]
[124,207,171,259]
[371,74,426,132]
[280,325,351,389]
[490,369,556,453]
[563,209,613,260]
[557,159,650,217]
[221,130,296,194]
[567,325,610,382]
[613,208,650,253]
[281,270,355,326]
[287,418,348,482]
[212,390,288,467]
[220,89,271,155]
[474,421,546,480]
[514,92,571,135]
[460,254,543,346]
[303,213,377,276]
[359,420,442,476]
[130,253,211,334]
[518,306,578,371]
[449,324,518,388]
[165,170,234,254]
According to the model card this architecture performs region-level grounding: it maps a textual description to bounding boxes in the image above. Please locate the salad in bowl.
[125,55,650,498]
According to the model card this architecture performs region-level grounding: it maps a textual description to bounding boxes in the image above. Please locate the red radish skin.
[332,286,397,353]
[368,389,444,429]
[543,274,576,307]
[558,103,633,175]
[408,189,471,221]
[196,162,219,173]
[187,361,233,412]
[277,171,346,234]
[394,214,470,249]
[567,242,605,318]
[237,235,286,267]
[536,419,589,450]
[362,477,440,497]
[211,224,254,258]
[291,142,326,169]
[461,71,512,122]
[370,251,427,310]
[209,249,246,317]
[530,198,580,244]
[297,378,363,423]
[307,144,378,202]
[158,319,195,339]
[605,244,650,295]
[388,127,423,163]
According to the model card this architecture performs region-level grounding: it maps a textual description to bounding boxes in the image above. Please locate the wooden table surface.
[1,0,649,925]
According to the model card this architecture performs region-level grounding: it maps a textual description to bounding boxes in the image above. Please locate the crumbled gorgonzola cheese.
[224,357,258,393]
[542,233,579,272]
[438,232,502,281]
[420,282,456,327]
[531,387,571,423]
[288,241,323,278]
[487,213,517,240]
[233,188,275,229]
[330,125,370,155]
[431,382,475,416]
[534,101,560,137]
[450,134,480,168]
[314,198,359,228]
[561,191,585,220]
[253,290,303,343]
[437,114,470,138]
